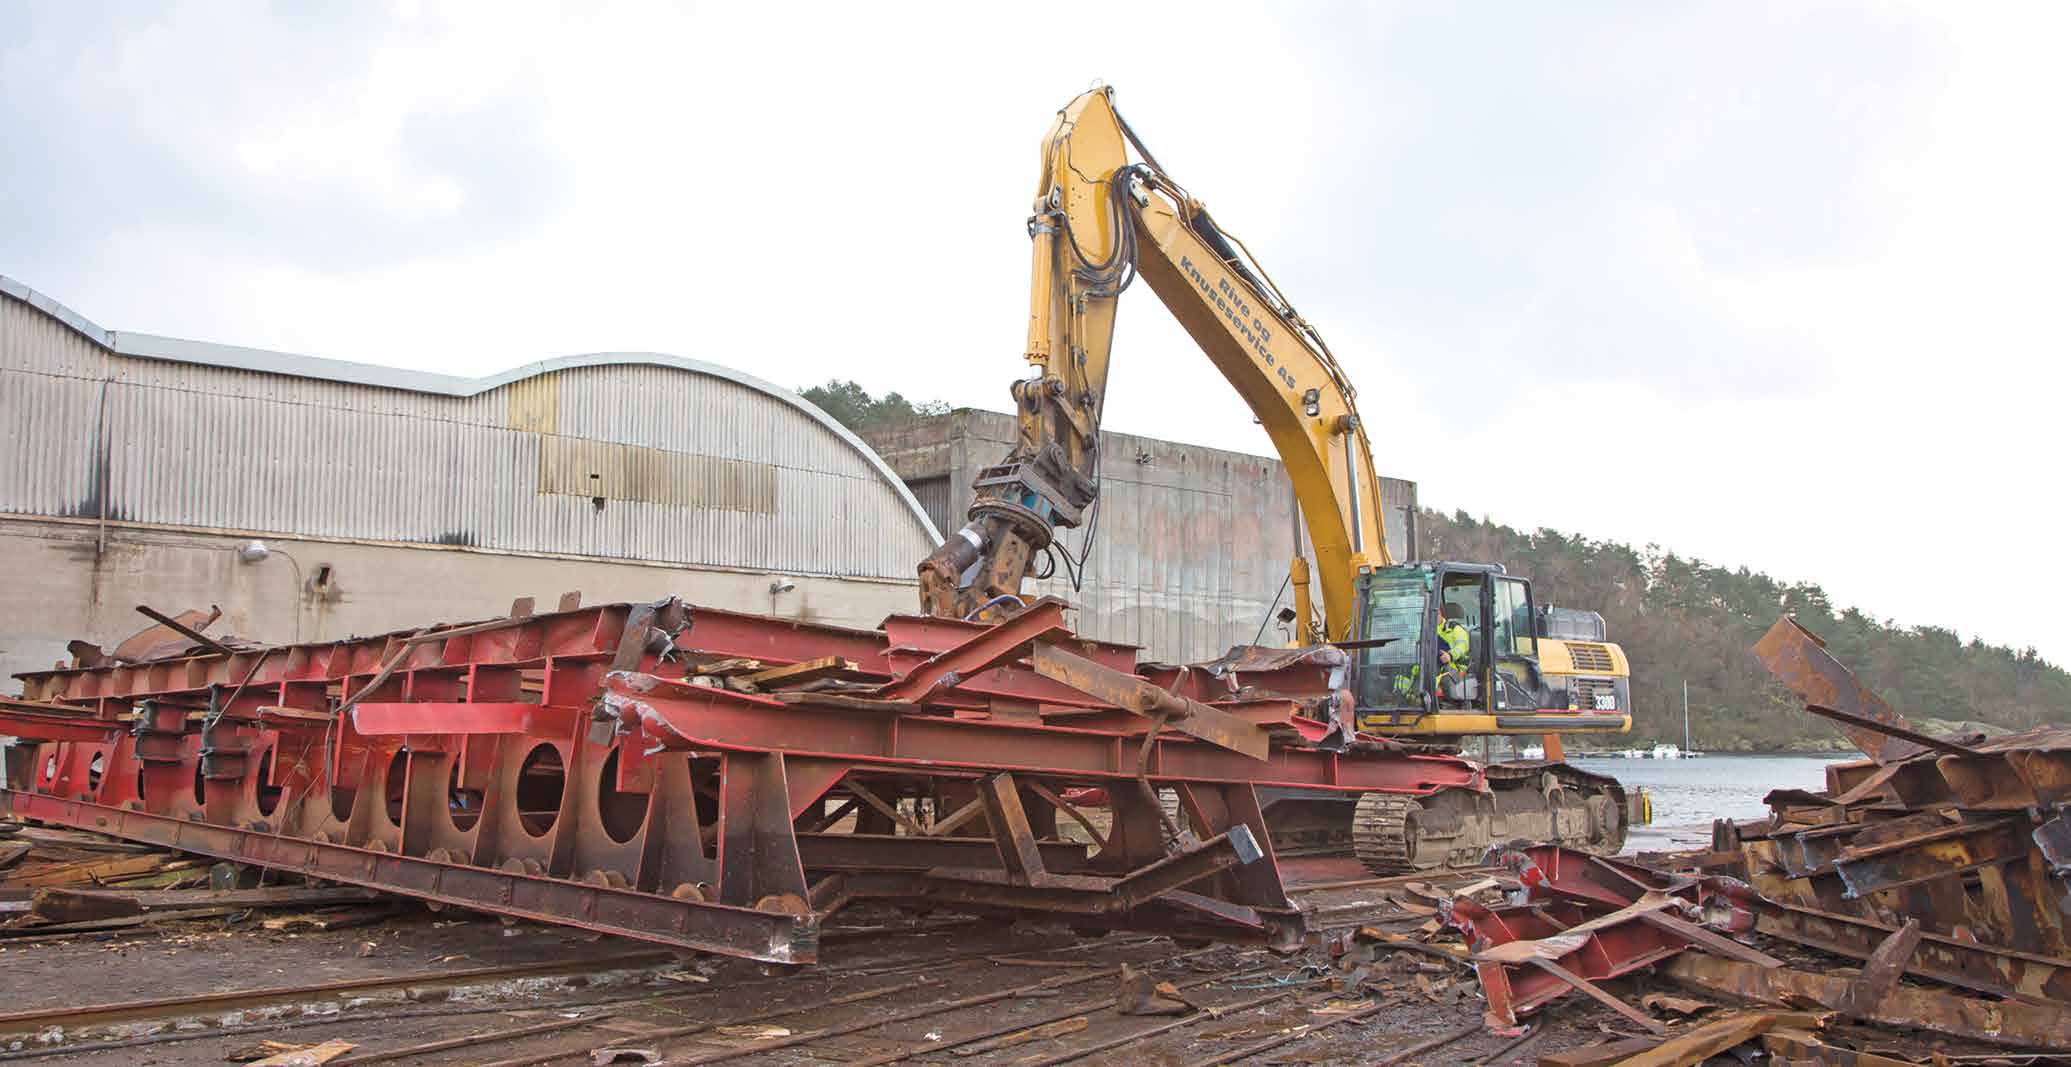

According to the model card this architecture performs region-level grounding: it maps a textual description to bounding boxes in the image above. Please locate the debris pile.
[0,823,395,942]
[4,602,2069,1063]
[1415,615,2071,1064]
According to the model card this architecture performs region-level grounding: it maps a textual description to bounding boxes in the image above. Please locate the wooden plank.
[9,852,179,887]
[7,826,163,854]
[692,657,768,678]
[250,1039,356,1066]
[1529,1035,1664,1067]
[0,905,250,938]
[32,884,383,923]
[1606,1013,1782,1067]
[739,656,856,689]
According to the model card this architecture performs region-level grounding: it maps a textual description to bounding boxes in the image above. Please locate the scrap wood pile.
[0,821,394,940]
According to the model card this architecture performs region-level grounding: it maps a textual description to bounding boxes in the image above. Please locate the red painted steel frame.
[2,597,1487,964]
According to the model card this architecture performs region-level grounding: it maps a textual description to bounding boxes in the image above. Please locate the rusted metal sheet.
[1752,615,1922,763]
[1743,615,2071,967]
[1663,952,2071,1049]
[1751,897,2071,1003]
[1,594,1482,963]
[1832,818,2031,899]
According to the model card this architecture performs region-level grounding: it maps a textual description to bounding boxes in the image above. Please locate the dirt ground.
[2,853,1690,1067]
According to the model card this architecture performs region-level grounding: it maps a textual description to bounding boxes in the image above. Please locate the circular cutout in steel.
[254,746,282,817]
[330,786,357,823]
[384,750,409,825]
[447,760,482,832]
[596,748,647,845]
[516,743,565,838]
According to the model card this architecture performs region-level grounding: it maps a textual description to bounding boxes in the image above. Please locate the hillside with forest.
[800,382,2070,753]
[1424,510,2071,752]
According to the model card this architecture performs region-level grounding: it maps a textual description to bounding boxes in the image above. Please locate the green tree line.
[1423,510,2071,752]
[799,380,948,431]
[798,382,2067,752]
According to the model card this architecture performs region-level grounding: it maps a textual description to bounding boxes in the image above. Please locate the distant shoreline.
[1566,750,1855,760]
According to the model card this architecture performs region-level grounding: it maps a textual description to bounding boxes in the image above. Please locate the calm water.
[1567,754,1852,851]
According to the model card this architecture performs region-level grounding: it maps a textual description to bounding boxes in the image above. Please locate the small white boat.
[1650,744,1682,760]
[1519,744,1545,761]
[1618,747,1645,759]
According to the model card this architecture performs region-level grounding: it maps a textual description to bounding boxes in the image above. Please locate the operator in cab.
[1435,602,1471,698]
[1391,602,1475,704]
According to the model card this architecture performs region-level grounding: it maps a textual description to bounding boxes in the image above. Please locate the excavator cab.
[1347,562,1633,739]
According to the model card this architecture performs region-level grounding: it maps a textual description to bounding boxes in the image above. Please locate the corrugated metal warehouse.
[0,275,942,681]
[862,409,1419,663]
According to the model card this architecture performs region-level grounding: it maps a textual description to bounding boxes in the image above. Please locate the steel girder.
[0,596,1483,963]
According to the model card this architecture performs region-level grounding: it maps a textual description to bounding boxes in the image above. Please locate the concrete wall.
[0,515,914,679]
[862,409,1419,663]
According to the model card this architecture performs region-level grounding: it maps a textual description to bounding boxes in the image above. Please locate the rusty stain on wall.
[537,436,777,513]
[504,370,559,434]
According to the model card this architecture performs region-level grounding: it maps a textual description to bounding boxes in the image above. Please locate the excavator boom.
[915,86,1639,874]
[920,88,1388,641]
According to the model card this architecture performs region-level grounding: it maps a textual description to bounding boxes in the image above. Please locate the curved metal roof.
[0,273,940,545]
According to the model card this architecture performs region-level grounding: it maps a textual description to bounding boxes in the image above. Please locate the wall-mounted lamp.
[232,539,303,642]
[768,578,797,617]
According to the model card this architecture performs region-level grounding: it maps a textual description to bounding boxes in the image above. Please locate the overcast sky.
[4,2,2066,663]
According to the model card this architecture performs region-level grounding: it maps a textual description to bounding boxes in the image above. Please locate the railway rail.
[0,908,1499,1066]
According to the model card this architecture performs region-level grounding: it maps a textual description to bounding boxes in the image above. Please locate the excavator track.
[1351,792,1429,873]
[1294,760,1632,876]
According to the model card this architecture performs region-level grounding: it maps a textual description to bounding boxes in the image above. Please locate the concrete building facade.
[0,275,942,682]
[862,409,1418,663]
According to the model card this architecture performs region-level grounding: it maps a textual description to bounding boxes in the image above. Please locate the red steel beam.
[872,599,1071,703]
[353,702,582,737]
[0,788,814,963]
[605,673,1482,795]
[0,699,127,744]
[6,595,1494,965]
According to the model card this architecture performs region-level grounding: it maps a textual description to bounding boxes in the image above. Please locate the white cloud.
[3,1,2065,661]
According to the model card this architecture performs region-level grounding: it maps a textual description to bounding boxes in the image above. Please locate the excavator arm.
[919,87,1391,641]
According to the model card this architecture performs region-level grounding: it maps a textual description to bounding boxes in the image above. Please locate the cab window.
[1355,570,1427,709]
[1440,575,1482,632]
[1493,577,1533,657]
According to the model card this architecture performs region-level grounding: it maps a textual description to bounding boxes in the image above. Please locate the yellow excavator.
[918,87,1639,870]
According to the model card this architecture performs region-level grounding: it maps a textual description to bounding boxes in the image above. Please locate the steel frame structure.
[0,596,1483,964]
[1452,845,1774,1030]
